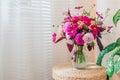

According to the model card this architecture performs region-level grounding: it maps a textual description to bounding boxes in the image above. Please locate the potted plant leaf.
[96,9,120,80]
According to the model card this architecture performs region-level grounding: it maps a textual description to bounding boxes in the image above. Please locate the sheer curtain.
[0,0,53,80]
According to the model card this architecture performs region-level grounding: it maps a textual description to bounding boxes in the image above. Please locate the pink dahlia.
[75,33,84,45]
[63,22,77,38]
[66,27,77,38]
[83,33,94,44]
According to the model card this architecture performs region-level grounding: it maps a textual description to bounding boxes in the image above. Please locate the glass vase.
[71,43,96,69]
[71,45,86,69]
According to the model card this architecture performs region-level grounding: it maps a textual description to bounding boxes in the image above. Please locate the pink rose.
[83,33,94,44]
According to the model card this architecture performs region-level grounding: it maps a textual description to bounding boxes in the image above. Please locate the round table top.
[52,62,106,80]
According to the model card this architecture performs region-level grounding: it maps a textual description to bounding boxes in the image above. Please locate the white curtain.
[0,0,96,80]
[0,0,53,80]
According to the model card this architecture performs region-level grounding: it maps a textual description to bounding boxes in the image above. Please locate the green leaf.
[114,57,120,74]
[89,42,95,46]
[115,52,120,55]
[82,9,90,16]
[116,37,120,46]
[96,42,116,66]
[106,54,115,78]
[113,9,120,27]
[84,25,89,31]
[116,37,120,43]
[106,47,120,78]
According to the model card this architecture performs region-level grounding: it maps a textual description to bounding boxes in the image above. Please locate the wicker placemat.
[52,62,106,80]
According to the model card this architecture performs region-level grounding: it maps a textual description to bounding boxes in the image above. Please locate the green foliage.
[96,9,120,78]
[114,57,120,73]
[113,9,120,26]
[96,42,116,66]
[96,38,120,78]
[106,47,120,77]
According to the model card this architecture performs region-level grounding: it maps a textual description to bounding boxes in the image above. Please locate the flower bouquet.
[52,6,113,68]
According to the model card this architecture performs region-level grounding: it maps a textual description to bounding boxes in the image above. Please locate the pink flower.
[96,12,103,19]
[75,6,83,9]
[81,16,91,26]
[66,27,77,38]
[83,33,94,44]
[75,33,84,45]
[63,22,72,32]
[52,33,56,43]
[63,22,77,38]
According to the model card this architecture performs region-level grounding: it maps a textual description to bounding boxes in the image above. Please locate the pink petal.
[75,6,83,9]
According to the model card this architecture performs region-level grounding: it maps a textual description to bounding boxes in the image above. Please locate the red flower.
[90,25,99,38]
[80,16,92,26]
[72,16,79,23]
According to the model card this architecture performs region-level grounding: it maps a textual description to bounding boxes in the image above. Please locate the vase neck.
[75,45,83,51]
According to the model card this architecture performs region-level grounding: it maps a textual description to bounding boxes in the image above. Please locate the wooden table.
[52,62,106,80]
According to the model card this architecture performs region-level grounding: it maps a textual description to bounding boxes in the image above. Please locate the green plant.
[113,9,120,27]
[96,9,120,78]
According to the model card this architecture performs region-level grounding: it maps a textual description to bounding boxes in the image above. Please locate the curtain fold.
[0,0,53,80]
